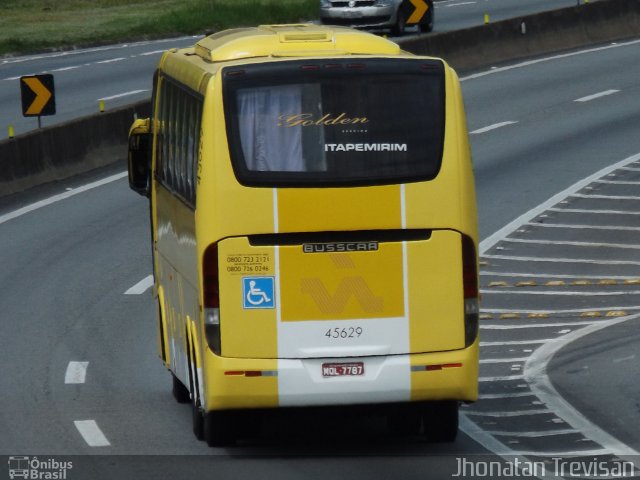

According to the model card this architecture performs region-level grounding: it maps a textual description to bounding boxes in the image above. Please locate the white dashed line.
[574,89,620,102]
[124,275,154,295]
[470,121,518,135]
[74,420,111,447]
[65,361,89,384]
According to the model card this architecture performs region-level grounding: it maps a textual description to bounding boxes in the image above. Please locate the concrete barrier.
[398,0,640,71]
[0,0,639,198]
[0,101,150,197]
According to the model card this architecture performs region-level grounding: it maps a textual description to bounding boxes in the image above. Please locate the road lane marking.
[500,238,640,249]
[480,152,640,253]
[139,49,166,56]
[125,275,154,295]
[574,89,620,103]
[470,121,518,134]
[98,89,149,101]
[480,357,529,363]
[461,39,640,81]
[0,172,127,226]
[482,270,640,280]
[524,314,640,458]
[550,207,640,215]
[95,57,127,64]
[483,254,640,266]
[74,420,111,447]
[465,408,548,415]
[65,361,89,384]
[481,340,549,346]
[484,429,577,437]
[525,222,640,231]
[482,321,597,329]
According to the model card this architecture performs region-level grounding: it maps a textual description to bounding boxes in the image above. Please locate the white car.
[320,0,434,36]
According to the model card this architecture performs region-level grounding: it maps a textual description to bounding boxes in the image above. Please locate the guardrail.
[1,0,638,198]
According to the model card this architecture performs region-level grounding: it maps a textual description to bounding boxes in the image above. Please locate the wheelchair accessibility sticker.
[243,277,275,309]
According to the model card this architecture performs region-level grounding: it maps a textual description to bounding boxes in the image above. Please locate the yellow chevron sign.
[407,0,429,24]
[20,74,56,117]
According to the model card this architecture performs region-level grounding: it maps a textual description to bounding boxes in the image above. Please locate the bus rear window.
[223,59,445,187]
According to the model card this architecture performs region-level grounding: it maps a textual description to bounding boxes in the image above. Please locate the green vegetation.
[0,0,318,56]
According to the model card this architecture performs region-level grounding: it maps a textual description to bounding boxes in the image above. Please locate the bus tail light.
[462,235,479,347]
[203,243,221,355]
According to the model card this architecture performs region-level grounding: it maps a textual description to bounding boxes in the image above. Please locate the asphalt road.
[0,0,587,139]
[1,34,640,480]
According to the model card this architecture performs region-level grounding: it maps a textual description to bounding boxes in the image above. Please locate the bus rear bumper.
[204,341,478,411]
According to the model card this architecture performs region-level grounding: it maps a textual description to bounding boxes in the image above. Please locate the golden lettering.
[278,113,369,128]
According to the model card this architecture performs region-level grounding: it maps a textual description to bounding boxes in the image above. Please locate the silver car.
[320,0,434,36]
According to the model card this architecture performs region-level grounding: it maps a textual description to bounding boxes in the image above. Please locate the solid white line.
[98,89,149,102]
[500,237,640,249]
[479,375,525,382]
[574,89,620,103]
[74,420,111,447]
[479,152,640,254]
[480,357,529,364]
[525,222,640,232]
[481,270,640,280]
[470,121,517,135]
[525,314,640,460]
[571,193,639,200]
[124,275,154,295]
[465,408,549,416]
[65,361,89,384]
[483,254,640,266]
[461,39,640,82]
[482,289,640,296]
[483,306,640,314]
[550,207,640,215]
[485,429,577,438]
[595,179,640,185]
[0,172,127,226]
[481,321,596,329]
[479,392,535,399]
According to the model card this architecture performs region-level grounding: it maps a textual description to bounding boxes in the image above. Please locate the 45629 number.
[324,327,363,339]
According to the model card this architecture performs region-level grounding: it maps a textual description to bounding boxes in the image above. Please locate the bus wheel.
[172,374,190,404]
[422,401,459,442]
[204,410,237,447]
[192,400,205,441]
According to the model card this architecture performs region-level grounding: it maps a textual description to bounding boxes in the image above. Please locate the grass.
[0,0,319,56]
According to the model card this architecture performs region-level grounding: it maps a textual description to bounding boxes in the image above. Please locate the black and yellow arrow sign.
[407,0,430,24]
[20,74,56,117]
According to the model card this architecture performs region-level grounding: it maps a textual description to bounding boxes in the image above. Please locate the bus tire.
[204,410,237,447]
[192,400,205,440]
[422,401,459,442]
[172,373,190,404]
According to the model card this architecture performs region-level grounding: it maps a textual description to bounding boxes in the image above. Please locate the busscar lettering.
[278,113,369,128]
[324,143,408,152]
[303,242,379,253]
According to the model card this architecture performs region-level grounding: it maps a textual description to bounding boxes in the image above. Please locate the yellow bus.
[128,24,479,446]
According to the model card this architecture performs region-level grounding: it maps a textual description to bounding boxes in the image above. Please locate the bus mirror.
[128,118,151,197]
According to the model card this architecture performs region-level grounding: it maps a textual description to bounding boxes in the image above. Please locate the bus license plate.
[322,362,364,377]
